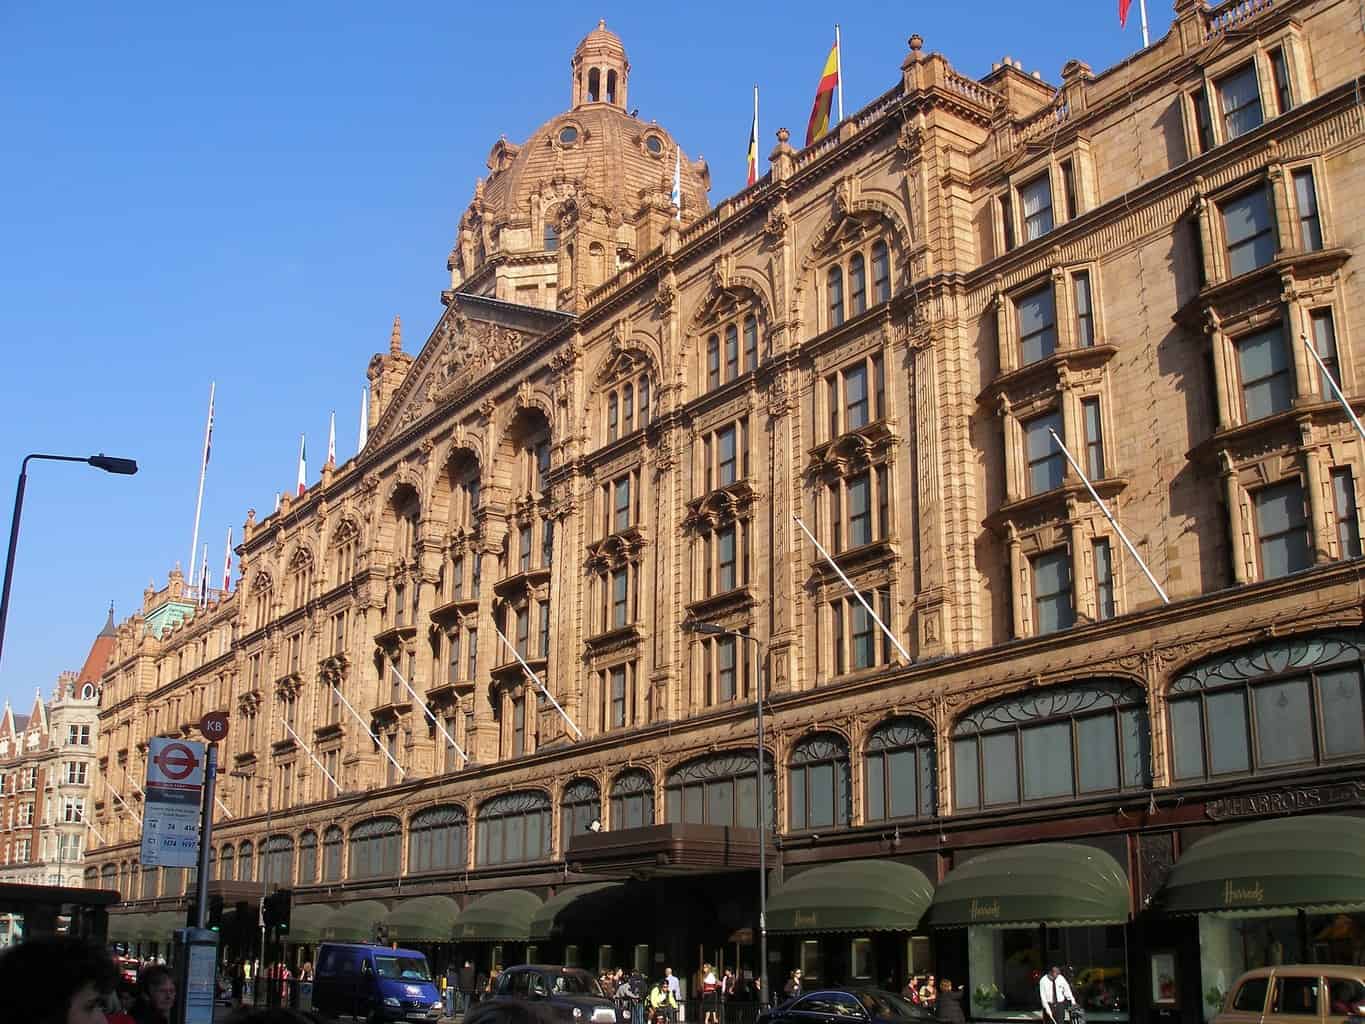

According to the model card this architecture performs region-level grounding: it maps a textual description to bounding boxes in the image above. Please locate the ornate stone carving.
[762,206,789,244]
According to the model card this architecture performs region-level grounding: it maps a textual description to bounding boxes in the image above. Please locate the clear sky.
[0,0,1175,711]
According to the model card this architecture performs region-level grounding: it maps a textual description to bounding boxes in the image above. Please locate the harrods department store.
[86,3,1365,1021]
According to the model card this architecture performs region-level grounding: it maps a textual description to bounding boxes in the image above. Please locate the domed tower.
[571,20,630,108]
[446,22,710,314]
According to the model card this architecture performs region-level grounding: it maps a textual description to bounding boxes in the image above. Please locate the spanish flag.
[805,34,840,146]
[746,86,759,186]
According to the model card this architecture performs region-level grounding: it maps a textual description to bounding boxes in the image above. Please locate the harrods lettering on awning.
[928,843,1130,928]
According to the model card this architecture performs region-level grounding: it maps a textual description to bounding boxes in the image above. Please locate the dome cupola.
[571,19,629,108]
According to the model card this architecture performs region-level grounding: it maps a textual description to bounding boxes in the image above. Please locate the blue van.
[312,942,444,1022]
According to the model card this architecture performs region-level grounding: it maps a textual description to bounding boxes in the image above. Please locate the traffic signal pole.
[194,743,218,928]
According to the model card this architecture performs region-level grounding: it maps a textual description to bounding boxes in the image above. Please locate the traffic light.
[207,894,224,931]
[263,889,292,935]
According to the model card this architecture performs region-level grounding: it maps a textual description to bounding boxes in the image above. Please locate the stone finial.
[390,316,403,355]
[597,17,605,29]
[908,34,924,59]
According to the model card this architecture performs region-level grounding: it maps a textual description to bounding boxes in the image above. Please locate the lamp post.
[0,453,138,667]
[686,621,769,1006]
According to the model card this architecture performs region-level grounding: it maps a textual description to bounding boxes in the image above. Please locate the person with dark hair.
[0,934,120,1024]
[132,964,176,1024]
[934,979,966,1024]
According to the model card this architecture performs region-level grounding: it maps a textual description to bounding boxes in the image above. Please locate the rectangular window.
[1073,271,1095,347]
[1293,168,1323,251]
[848,473,872,547]
[1024,411,1065,494]
[515,607,529,657]
[613,477,631,534]
[1268,46,1293,114]
[639,376,650,426]
[393,584,405,626]
[871,242,891,304]
[1082,397,1105,480]
[724,324,739,381]
[1237,322,1293,421]
[717,425,737,486]
[844,363,869,431]
[1191,89,1214,153]
[512,697,525,757]
[832,601,845,676]
[849,254,867,315]
[743,316,758,371]
[610,666,627,728]
[717,636,737,701]
[65,762,87,785]
[471,555,481,598]
[707,336,720,390]
[1217,63,1264,140]
[447,630,461,683]
[538,601,551,656]
[1017,285,1058,365]
[466,628,478,680]
[1032,549,1076,634]
[519,525,532,573]
[1311,308,1339,396]
[332,610,347,654]
[612,570,629,628]
[999,193,1016,252]
[1019,173,1054,241]
[1093,539,1115,621]
[1255,480,1312,579]
[1221,187,1275,277]
[851,596,875,669]
[1334,467,1363,559]
[829,481,843,553]
[1060,159,1078,220]
[717,525,737,592]
[827,266,844,328]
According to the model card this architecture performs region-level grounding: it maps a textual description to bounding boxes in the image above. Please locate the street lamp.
[685,620,769,1006]
[0,452,139,667]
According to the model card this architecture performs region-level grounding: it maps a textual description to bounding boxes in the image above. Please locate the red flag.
[805,38,840,146]
[746,88,759,187]
[1119,0,1133,26]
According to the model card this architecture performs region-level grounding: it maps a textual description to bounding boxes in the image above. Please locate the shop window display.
[967,925,1127,1020]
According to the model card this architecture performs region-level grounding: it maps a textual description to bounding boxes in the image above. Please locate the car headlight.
[573,1008,584,1018]
[432,1002,444,1010]
[383,996,401,1007]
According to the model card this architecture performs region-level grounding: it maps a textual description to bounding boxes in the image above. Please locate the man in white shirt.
[1039,966,1075,1022]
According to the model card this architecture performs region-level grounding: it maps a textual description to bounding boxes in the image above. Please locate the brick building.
[89,4,1365,1020]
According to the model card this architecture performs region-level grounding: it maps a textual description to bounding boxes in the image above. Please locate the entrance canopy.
[323,899,389,941]
[768,859,934,933]
[454,890,541,942]
[929,843,1129,928]
[530,883,626,941]
[385,894,462,943]
[1159,813,1365,915]
[290,902,337,944]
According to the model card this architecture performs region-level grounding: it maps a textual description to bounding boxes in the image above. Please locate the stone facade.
[88,0,1365,994]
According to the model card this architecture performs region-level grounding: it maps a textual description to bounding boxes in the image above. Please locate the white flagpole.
[358,387,369,452]
[327,410,336,467]
[491,624,583,740]
[107,785,142,825]
[792,515,912,663]
[282,720,342,793]
[296,433,307,495]
[1301,332,1365,445]
[389,662,467,761]
[214,793,233,819]
[222,526,233,592]
[1048,428,1170,605]
[834,24,844,123]
[329,682,405,779]
[188,381,215,590]
[1139,0,1150,47]
[84,817,107,846]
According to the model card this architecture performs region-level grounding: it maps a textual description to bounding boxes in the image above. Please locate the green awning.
[530,883,626,941]
[289,902,337,944]
[453,890,541,942]
[1159,813,1365,915]
[128,911,179,944]
[322,900,389,941]
[107,914,140,942]
[768,859,935,934]
[385,895,461,943]
[929,843,1130,928]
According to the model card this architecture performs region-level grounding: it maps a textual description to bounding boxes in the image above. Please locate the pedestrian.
[663,967,681,1023]
[719,968,735,1024]
[1040,965,1075,1023]
[0,935,121,1024]
[783,969,802,999]
[458,958,476,1015]
[648,978,677,1024]
[131,964,176,1024]
[487,963,504,998]
[934,980,965,1024]
[701,963,719,1024]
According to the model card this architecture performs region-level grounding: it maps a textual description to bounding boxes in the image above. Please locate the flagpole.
[188,381,215,590]
[282,720,342,794]
[199,543,209,605]
[1048,429,1170,605]
[358,386,369,453]
[389,661,467,761]
[222,526,233,592]
[491,624,584,740]
[834,24,844,123]
[330,682,405,779]
[1139,0,1150,47]
[1301,332,1365,445]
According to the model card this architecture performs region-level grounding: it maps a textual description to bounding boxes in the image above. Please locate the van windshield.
[375,956,432,982]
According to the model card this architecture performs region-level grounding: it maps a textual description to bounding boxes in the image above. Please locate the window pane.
[790,767,807,830]
[1076,714,1120,793]
[1017,286,1057,364]
[1313,309,1340,395]
[1253,678,1315,767]
[844,364,869,430]
[952,737,979,810]
[1021,720,1074,800]
[1207,689,1251,774]
[866,753,885,820]
[1073,272,1094,347]
[738,774,759,828]
[1025,412,1065,494]
[849,253,867,316]
[1020,174,1054,240]
[1032,549,1074,634]
[809,761,835,828]
[707,778,734,826]
[1319,667,1365,757]
[981,731,1019,806]
[1222,189,1275,276]
[1172,693,1207,780]
[1218,64,1263,139]
[1294,169,1323,251]
[848,474,871,546]
[1238,325,1292,421]
[1120,707,1148,788]
[1256,481,1310,579]
[889,748,920,819]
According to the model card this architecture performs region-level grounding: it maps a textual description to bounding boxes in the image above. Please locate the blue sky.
[0,0,1174,710]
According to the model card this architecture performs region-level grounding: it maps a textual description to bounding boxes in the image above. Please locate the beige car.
[1215,966,1365,1023]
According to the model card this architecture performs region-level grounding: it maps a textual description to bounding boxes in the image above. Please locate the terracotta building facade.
[89,4,1365,1020]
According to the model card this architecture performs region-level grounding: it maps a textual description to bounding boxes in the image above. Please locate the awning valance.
[107,914,140,942]
[929,843,1130,928]
[453,890,541,942]
[127,911,179,944]
[384,895,461,943]
[767,859,934,934]
[1159,813,1365,915]
[529,883,627,941]
[322,899,389,941]
[289,902,337,944]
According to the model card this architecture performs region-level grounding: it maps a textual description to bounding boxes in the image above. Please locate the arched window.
[1168,631,1365,782]
[742,315,758,372]
[237,841,254,882]
[219,844,235,882]
[263,835,294,888]
[607,392,619,442]
[849,253,867,316]
[639,376,650,427]
[332,520,360,586]
[871,241,891,304]
[724,324,739,380]
[665,751,775,828]
[588,68,601,102]
[789,732,851,831]
[143,865,160,898]
[610,769,654,830]
[321,826,343,882]
[477,790,551,866]
[298,831,317,884]
[128,861,140,900]
[99,863,115,889]
[952,680,1149,810]
[86,866,100,888]
[349,817,401,880]
[865,716,936,822]
[827,265,844,328]
[560,779,601,844]
[606,69,618,104]
[706,334,721,390]
[544,223,559,252]
[408,805,468,873]
[622,383,634,434]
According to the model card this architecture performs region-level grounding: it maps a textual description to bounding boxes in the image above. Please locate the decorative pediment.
[684,482,757,531]
[585,530,646,572]
[594,345,655,388]
[807,421,898,479]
